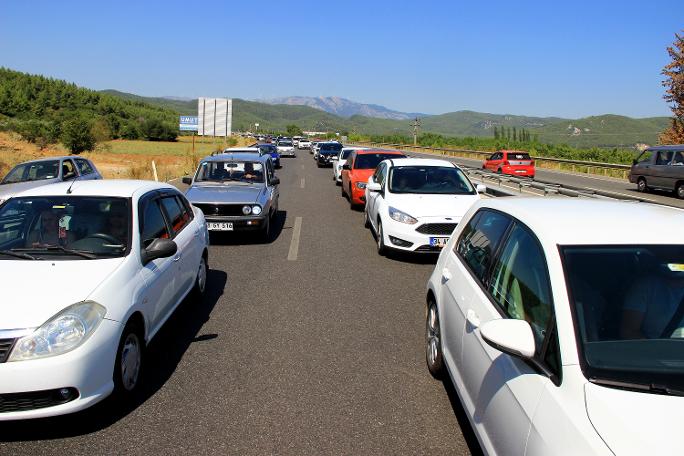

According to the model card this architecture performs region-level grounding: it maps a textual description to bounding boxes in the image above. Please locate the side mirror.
[367,182,381,192]
[182,176,192,185]
[271,177,280,186]
[342,164,351,170]
[480,319,536,359]
[141,238,177,264]
[476,184,487,194]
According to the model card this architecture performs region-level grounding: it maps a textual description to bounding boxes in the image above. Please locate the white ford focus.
[425,198,684,455]
[364,158,484,254]
[0,180,209,420]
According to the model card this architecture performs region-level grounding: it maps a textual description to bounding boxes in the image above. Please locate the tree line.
[0,67,178,153]
[492,126,536,142]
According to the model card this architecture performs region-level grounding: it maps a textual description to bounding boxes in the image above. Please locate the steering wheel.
[81,233,121,245]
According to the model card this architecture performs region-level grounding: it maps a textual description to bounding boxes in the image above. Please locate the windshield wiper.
[13,246,97,259]
[0,250,38,260]
[590,377,684,396]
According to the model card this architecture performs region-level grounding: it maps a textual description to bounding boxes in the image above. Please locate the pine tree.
[661,31,684,144]
[493,126,499,139]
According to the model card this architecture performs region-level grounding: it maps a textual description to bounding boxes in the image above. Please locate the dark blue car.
[257,144,281,168]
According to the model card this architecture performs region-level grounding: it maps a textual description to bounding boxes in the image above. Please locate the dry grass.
[0,132,254,181]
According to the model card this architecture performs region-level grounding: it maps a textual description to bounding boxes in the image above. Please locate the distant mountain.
[260,96,426,120]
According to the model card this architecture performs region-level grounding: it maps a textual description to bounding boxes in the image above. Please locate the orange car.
[341,149,407,208]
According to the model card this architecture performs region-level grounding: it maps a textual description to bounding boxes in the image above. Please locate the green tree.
[61,117,96,154]
[661,31,684,144]
[286,124,303,136]
[140,118,177,141]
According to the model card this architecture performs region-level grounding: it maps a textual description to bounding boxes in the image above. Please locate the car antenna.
[66,177,78,194]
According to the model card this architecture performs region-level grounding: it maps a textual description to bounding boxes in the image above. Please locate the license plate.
[515,170,526,173]
[430,237,449,247]
[207,222,233,231]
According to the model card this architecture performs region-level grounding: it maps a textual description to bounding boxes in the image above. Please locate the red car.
[341,149,407,208]
[483,150,535,178]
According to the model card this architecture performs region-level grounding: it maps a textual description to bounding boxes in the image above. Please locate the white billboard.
[198,97,232,136]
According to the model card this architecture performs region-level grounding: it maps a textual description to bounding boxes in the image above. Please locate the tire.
[426,300,445,378]
[192,254,208,300]
[637,177,649,193]
[349,186,355,209]
[261,212,271,242]
[341,182,346,197]
[376,220,386,255]
[677,183,684,199]
[497,168,502,174]
[364,208,371,228]
[113,320,144,398]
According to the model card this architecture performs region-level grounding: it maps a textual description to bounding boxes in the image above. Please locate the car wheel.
[113,320,144,397]
[341,182,346,197]
[349,186,355,209]
[376,220,386,255]
[364,207,371,228]
[637,177,649,193]
[261,212,271,242]
[677,183,684,199]
[497,168,502,174]
[317,162,322,168]
[192,254,207,300]
[426,300,445,378]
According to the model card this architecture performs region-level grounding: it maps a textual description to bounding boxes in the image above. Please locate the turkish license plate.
[430,237,449,247]
[207,222,233,231]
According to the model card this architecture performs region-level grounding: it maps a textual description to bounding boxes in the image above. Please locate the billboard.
[179,116,199,131]
[198,98,232,136]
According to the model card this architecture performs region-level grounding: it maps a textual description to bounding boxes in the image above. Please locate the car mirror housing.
[367,182,382,192]
[182,176,192,185]
[141,238,177,264]
[342,164,351,170]
[476,184,487,194]
[480,319,536,359]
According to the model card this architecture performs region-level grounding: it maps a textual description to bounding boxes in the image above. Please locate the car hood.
[186,184,264,204]
[584,382,681,455]
[1,257,126,329]
[386,193,480,218]
[0,179,59,199]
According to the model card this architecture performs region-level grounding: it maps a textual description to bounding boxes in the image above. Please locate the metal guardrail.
[351,141,631,179]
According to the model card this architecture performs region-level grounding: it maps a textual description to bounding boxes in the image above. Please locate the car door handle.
[173,253,182,262]
[441,268,452,281]
[466,309,480,328]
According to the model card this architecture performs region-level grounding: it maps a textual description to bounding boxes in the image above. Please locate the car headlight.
[252,205,262,215]
[355,182,367,189]
[242,205,252,215]
[8,301,106,362]
[389,206,418,225]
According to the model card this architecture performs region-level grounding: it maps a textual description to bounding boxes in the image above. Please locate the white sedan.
[298,139,311,150]
[425,197,684,455]
[277,140,296,157]
[0,180,209,420]
[364,158,484,254]
[332,147,367,184]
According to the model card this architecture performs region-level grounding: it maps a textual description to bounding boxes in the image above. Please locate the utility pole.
[410,117,421,145]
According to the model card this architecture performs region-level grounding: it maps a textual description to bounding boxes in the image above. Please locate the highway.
[0,153,479,455]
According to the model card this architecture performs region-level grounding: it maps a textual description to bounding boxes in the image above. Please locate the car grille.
[192,204,246,217]
[0,338,15,363]
[415,223,458,235]
[415,245,442,252]
[0,388,78,413]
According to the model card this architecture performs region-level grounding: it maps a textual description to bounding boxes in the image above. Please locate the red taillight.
[503,160,510,166]
[530,160,535,166]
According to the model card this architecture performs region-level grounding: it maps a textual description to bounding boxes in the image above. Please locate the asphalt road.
[0,150,478,455]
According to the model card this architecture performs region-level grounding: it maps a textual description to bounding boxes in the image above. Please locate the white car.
[298,139,311,150]
[425,197,684,455]
[332,147,367,184]
[276,140,296,157]
[0,180,209,420]
[364,158,484,254]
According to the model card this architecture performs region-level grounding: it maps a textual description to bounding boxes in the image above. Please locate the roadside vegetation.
[660,31,684,144]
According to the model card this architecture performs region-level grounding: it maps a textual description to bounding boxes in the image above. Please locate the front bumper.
[350,184,366,205]
[317,157,335,166]
[379,216,460,253]
[0,318,122,420]
[205,215,267,231]
[278,149,296,157]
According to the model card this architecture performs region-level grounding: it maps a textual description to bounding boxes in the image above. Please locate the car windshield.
[196,160,265,183]
[562,245,684,393]
[355,153,406,169]
[279,141,293,147]
[2,160,60,184]
[0,196,130,259]
[320,143,343,153]
[389,166,475,194]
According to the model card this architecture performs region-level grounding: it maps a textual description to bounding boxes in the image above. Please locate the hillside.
[259,96,426,120]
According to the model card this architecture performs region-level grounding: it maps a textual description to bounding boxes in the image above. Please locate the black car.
[316,142,343,167]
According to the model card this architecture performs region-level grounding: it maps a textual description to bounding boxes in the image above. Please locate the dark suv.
[629,145,684,199]
[316,142,343,168]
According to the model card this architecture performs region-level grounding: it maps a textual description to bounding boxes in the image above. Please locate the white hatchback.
[425,198,684,455]
[0,180,209,420]
[332,147,367,184]
[364,158,484,254]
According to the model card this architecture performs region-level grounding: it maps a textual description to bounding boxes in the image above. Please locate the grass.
[0,132,254,182]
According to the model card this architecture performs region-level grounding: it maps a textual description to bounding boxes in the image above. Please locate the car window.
[2,160,61,184]
[266,160,275,181]
[160,196,188,234]
[488,223,553,348]
[456,210,511,282]
[354,153,406,170]
[673,151,684,166]
[636,150,653,164]
[140,199,169,248]
[377,163,388,187]
[75,158,94,175]
[656,151,674,165]
[61,160,77,180]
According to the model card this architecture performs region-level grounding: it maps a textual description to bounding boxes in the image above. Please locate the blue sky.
[1,0,682,118]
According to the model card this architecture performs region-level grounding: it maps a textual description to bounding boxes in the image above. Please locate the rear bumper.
[501,165,534,177]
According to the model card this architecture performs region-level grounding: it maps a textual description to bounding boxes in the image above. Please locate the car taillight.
[530,160,535,166]
[503,160,510,166]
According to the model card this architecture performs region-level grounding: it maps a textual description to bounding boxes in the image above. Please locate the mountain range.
[257,96,426,120]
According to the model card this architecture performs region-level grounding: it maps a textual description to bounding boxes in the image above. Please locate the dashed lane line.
[300,178,305,188]
[287,216,303,261]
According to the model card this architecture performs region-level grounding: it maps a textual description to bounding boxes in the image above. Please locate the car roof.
[355,149,406,155]
[499,150,530,154]
[203,152,270,163]
[645,144,684,152]
[13,156,81,165]
[478,198,684,246]
[385,157,457,168]
[13,179,176,198]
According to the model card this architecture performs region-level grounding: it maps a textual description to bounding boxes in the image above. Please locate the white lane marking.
[287,217,303,261]
[301,165,305,170]
[300,178,305,188]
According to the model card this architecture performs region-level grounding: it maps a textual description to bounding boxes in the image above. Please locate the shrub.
[61,118,96,154]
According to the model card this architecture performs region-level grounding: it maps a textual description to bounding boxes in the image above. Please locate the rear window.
[506,152,531,160]
[354,153,407,169]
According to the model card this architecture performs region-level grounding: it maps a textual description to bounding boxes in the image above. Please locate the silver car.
[182,152,280,240]
[0,156,102,204]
